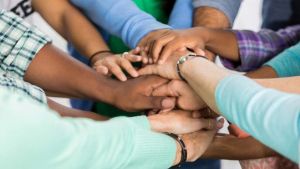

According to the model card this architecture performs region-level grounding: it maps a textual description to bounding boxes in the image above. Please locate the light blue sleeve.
[168,0,193,29]
[192,0,242,25]
[265,43,300,77]
[216,75,300,163]
[0,89,176,169]
[70,0,171,48]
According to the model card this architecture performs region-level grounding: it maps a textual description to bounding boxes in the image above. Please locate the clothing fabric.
[221,25,300,71]
[216,75,300,163]
[265,42,300,77]
[0,0,34,20]
[0,88,176,169]
[0,10,50,103]
[192,0,241,25]
[70,0,171,48]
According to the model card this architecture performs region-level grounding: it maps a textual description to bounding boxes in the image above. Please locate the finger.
[152,84,177,97]
[131,46,141,55]
[107,62,127,81]
[94,65,109,75]
[141,49,149,64]
[152,35,175,63]
[138,65,158,76]
[193,47,206,56]
[125,54,143,62]
[192,111,202,118]
[159,97,176,113]
[119,59,139,77]
[158,42,182,64]
[142,96,175,110]
[200,118,218,130]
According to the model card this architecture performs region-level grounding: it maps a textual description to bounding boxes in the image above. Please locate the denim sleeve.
[70,0,171,48]
[216,75,300,163]
[192,0,242,25]
[265,43,300,77]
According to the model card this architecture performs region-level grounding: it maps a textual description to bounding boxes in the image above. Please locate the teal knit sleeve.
[0,89,176,169]
[215,75,300,163]
[264,43,300,77]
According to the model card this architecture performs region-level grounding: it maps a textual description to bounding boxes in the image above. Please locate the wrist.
[148,115,169,133]
[89,50,113,66]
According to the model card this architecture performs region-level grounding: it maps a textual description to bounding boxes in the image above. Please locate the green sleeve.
[0,89,176,169]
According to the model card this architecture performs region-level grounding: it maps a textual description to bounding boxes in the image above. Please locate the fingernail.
[158,60,164,65]
[217,118,225,128]
[162,99,175,108]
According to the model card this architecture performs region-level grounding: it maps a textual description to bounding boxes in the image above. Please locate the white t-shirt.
[0,0,34,23]
[0,0,67,50]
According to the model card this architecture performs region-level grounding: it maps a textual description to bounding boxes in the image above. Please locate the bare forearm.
[32,0,109,58]
[199,28,239,61]
[203,136,276,160]
[47,98,109,121]
[24,44,117,104]
[193,7,230,28]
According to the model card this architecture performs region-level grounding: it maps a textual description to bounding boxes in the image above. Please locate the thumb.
[138,65,159,76]
[95,66,109,75]
[144,96,175,110]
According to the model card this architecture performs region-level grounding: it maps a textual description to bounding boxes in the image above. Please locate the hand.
[148,110,223,134]
[173,128,220,165]
[138,29,177,64]
[138,51,187,80]
[91,49,142,81]
[139,28,208,64]
[113,75,175,112]
[152,80,206,111]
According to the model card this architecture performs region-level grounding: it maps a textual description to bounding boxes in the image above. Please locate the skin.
[32,0,141,81]
[24,44,176,112]
[140,6,232,64]
[138,50,300,160]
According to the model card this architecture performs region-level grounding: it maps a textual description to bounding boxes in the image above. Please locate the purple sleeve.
[221,25,300,71]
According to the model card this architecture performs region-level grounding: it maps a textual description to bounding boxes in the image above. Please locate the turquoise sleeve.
[216,75,300,163]
[0,89,176,169]
[265,43,300,77]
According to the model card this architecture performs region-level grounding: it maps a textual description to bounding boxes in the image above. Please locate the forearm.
[47,98,109,121]
[1,91,177,169]
[193,7,231,28]
[193,0,241,27]
[200,28,239,61]
[32,0,110,59]
[24,44,117,105]
[203,136,276,160]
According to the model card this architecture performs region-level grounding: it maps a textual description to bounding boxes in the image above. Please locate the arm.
[203,135,277,160]
[32,0,109,59]
[47,98,109,121]
[70,0,170,48]
[0,90,177,169]
[193,0,241,27]
[179,57,299,163]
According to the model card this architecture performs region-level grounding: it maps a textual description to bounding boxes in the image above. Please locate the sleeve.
[168,0,193,29]
[221,25,300,71]
[70,0,171,48]
[215,75,300,163]
[264,42,300,77]
[0,89,176,169]
[0,10,51,80]
[192,0,242,25]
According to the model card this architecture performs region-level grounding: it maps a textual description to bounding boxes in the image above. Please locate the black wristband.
[89,50,112,65]
[167,133,187,167]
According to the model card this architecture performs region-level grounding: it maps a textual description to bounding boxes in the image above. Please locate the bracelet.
[177,54,208,81]
[167,133,187,167]
[89,50,112,65]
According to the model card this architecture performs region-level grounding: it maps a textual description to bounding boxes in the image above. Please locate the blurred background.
[31,0,263,168]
